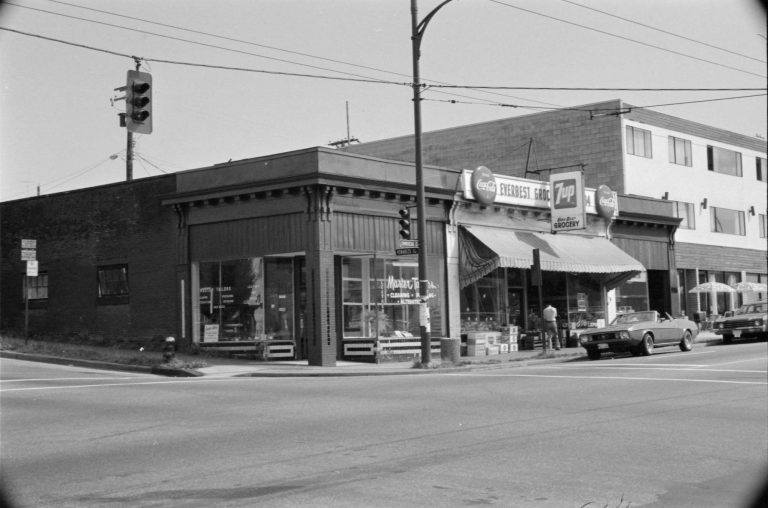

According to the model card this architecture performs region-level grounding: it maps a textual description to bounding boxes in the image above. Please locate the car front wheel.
[587,349,601,360]
[679,330,693,351]
[722,334,733,344]
[640,333,654,356]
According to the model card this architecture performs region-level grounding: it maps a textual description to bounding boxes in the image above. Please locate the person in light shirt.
[542,304,560,351]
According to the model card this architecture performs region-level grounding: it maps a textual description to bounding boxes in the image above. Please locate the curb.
[0,350,153,374]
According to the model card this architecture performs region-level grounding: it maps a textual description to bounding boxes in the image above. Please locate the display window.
[341,256,443,340]
[196,257,295,343]
[614,272,649,316]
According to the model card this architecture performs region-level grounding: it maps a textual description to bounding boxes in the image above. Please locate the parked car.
[578,311,698,360]
[713,302,768,343]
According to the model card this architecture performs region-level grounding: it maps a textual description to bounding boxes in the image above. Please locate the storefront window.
[197,257,294,342]
[614,272,649,315]
[461,268,504,331]
[342,257,443,339]
[566,274,605,330]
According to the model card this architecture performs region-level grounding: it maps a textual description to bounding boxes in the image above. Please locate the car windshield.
[612,311,657,325]
[735,302,768,315]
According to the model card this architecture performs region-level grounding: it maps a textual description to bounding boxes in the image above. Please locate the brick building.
[2,142,683,365]
[346,99,768,320]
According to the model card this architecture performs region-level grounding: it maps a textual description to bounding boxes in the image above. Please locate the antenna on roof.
[328,101,360,148]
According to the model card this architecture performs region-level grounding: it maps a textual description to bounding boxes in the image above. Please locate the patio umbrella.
[731,281,768,292]
[688,281,736,294]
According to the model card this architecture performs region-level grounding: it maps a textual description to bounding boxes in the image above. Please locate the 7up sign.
[550,171,586,232]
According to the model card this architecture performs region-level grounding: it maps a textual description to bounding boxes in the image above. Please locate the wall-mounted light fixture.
[749,205,755,216]
[701,198,708,209]
[662,192,669,200]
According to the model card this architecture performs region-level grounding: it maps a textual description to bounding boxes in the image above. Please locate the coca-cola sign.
[595,184,617,219]
[470,166,497,205]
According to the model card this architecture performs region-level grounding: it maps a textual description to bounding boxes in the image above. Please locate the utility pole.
[411,0,454,366]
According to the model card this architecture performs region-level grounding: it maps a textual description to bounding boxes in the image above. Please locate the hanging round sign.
[470,166,497,206]
[595,184,617,219]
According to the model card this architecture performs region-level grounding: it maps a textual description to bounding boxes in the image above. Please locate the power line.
[5,0,562,110]
[0,27,409,87]
[424,92,768,111]
[3,27,761,97]
[558,0,766,64]
[4,1,397,83]
[487,0,767,79]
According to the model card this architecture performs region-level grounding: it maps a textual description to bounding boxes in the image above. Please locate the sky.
[1,0,766,202]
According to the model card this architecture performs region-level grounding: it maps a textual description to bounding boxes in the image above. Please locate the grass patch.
[0,336,209,370]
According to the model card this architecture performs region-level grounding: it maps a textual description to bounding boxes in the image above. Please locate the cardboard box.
[509,342,518,352]
[487,345,500,355]
[467,345,486,356]
[499,343,509,353]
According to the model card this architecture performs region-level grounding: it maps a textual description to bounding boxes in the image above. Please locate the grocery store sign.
[461,169,606,216]
[550,170,586,232]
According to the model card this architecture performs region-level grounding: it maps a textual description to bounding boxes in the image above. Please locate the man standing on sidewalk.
[542,304,560,351]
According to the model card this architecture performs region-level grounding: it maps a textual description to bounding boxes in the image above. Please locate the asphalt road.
[1,341,766,508]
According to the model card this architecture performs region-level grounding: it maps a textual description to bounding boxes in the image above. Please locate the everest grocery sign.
[461,168,614,219]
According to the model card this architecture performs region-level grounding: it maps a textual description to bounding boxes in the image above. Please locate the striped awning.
[459,225,645,288]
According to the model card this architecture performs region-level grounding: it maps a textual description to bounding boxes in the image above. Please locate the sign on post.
[21,249,36,261]
[21,239,37,249]
[26,260,39,277]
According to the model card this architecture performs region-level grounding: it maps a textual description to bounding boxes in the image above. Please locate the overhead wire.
[2,27,762,96]
[486,0,767,79]
[558,0,766,64]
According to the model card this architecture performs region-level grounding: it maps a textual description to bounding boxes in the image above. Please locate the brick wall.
[347,100,627,192]
[1,176,178,342]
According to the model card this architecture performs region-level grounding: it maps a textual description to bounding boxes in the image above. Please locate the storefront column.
[445,223,461,339]
[305,186,337,367]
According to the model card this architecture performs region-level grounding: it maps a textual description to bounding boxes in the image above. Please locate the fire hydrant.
[163,336,176,363]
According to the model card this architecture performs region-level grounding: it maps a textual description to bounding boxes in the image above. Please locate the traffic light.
[398,208,411,239]
[125,70,152,134]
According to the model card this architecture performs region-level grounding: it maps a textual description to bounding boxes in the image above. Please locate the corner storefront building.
[1,148,679,366]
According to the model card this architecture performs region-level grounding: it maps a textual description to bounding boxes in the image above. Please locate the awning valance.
[459,225,646,288]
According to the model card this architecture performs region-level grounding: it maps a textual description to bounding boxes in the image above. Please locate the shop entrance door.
[506,289,523,328]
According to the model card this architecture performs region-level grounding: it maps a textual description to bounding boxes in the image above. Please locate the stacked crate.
[466,331,502,356]
[499,326,519,352]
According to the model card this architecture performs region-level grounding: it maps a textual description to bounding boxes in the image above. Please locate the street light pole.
[411,0,454,365]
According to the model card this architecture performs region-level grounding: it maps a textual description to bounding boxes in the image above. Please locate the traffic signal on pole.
[125,70,152,134]
[398,208,411,240]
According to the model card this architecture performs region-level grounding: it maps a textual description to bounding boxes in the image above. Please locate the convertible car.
[578,311,699,360]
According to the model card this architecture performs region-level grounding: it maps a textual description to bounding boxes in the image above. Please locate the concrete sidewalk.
[1,331,722,378]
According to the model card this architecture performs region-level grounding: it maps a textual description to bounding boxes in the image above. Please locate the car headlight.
[754,319,763,326]
[619,331,630,340]
[715,322,723,329]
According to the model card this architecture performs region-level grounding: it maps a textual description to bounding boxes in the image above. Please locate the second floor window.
[711,207,745,236]
[626,126,652,158]
[757,157,767,182]
[707,145,742,177]
[760,214,767,239]
[668,136,692,166]
[674,201,695,229]
[97,264,129,298]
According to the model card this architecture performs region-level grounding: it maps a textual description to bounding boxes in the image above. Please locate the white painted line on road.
[708,358,768,367]
[454,373,767,385]
[550,365,766,373]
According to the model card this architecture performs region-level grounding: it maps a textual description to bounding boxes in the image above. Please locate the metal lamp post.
[411,0,454,365]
